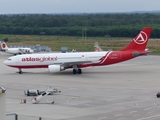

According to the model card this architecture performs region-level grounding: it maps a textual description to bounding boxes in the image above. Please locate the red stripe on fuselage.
[7,65,48,69]
[99,51,112,64]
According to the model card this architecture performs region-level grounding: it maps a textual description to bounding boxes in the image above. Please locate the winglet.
[121,27,152,51]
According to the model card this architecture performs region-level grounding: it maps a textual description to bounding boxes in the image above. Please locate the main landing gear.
[72,65,82,74]
[18,68,22,74]
[73,68,82,74]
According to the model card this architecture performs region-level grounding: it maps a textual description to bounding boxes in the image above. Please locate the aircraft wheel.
[19,69,22,74]
[78,69,82,74]
[73,69,77,74]
[52,101,54,104]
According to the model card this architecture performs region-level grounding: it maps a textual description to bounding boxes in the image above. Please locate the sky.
[0,0,160,14]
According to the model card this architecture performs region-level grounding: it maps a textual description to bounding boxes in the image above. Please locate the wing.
[53,59,100,68]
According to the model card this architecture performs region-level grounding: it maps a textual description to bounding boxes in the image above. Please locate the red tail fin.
[94,48,100,52]
[121,27,152,51]
[0,41,8,50]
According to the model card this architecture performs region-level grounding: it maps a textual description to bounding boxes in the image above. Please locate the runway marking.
[137,114,160,120]
[98,117,107,120]
[130,111,137,114]
[135,103,139,107]
[115,114,122,116]
[154,103,158,106]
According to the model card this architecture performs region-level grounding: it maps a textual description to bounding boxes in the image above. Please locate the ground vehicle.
[32,90,54,104]
[39,88,61,95]
[24,89,40,96]
[24,88,61,96]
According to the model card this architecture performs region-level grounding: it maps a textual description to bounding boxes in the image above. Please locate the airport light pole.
[82,28,87,40]
[0,87,6,120]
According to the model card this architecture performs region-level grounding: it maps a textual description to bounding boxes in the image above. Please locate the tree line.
[0,13,160,37]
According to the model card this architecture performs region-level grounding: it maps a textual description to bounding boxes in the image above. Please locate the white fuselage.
[4,52,109,67]
[4,48,34,55]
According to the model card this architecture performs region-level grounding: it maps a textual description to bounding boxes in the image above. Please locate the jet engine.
[48,65,65,73]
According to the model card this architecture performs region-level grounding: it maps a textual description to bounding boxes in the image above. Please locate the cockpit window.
[7,59,11,61]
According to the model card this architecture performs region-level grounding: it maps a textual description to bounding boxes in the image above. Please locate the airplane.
[3,27,152,74]
[0,41,34,55]
[94,42,103,52]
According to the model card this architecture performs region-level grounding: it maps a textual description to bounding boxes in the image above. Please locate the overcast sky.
[1,0,160,14]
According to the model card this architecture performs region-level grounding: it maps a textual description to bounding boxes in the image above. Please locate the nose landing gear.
[18,68,22,74]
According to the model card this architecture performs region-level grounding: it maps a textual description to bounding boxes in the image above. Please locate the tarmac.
[1,53,160,120]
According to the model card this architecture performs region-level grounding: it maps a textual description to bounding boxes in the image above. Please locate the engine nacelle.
[48,65,65,73]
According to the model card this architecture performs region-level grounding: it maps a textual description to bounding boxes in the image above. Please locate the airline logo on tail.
[134,31,148,44]
[2,43,6,48]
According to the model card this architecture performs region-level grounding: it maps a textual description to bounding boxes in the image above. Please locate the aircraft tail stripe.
[99,51,112,64]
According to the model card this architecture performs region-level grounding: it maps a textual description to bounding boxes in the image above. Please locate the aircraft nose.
[3,60,9,65]
[3,60,7,65]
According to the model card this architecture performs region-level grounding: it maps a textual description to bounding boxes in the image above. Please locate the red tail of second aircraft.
[121,27,152,51]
